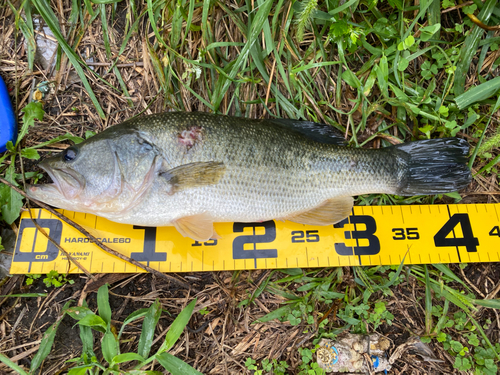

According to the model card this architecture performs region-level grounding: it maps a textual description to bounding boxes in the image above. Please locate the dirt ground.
[1,1,500,374]
[1,265,499,374]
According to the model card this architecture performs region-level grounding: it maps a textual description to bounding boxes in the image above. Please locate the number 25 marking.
[291,230,320,243]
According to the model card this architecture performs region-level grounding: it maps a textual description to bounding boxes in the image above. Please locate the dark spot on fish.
[350,160,358,169]
[178,126,204,150]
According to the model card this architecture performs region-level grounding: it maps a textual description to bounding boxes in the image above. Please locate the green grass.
[3,0,500,224]
[0,284,200,375]
[1,0,500,373]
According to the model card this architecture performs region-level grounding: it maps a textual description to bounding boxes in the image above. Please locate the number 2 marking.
[232,221,277,268]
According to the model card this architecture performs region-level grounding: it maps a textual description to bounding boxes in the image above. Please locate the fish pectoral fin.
[173,213,218,241]
[285,196,354,226]
[160,161,225,194]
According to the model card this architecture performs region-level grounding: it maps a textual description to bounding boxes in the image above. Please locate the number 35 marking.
[392,228,419,240]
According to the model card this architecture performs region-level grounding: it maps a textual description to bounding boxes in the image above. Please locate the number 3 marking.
[334,215,380,256]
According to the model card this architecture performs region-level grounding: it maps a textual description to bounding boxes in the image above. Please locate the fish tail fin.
[394,138,471,195]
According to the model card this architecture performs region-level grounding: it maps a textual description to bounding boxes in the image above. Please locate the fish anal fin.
[160,161,225,195]
[173,213,218,241]
[286,196,354,226]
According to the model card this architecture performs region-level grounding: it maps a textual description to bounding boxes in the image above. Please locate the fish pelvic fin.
[160,161,226,194]
[173,212,218,241]
[393,138,471,195]
[285,196,353,226]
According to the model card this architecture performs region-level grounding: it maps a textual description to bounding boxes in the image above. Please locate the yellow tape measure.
[10,204,500,274]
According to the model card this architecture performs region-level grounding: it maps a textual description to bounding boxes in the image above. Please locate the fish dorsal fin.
[285,196,354,226]
[160,161,226,194]
[173,213,218,241]
[266,119,346,145]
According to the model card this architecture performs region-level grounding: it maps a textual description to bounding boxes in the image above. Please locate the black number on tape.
[232,221,277,264]
[131,226,166,262]
[434,214,479,252]
[334,215,380,256]
[291,230,320,243]
[392,228,419,240]
[14,218,62,262]
[192,239,218,247]
[489,226,500,237]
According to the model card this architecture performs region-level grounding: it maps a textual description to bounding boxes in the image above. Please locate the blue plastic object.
[0,76,16,153]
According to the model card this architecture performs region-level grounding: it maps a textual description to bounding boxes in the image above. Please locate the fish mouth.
[28,161,85,201]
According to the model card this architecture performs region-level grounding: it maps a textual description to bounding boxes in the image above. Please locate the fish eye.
[63,147,78,162]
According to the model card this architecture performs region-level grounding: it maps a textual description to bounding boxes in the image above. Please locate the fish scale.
[127,114,391,222]
[28,112,471,240]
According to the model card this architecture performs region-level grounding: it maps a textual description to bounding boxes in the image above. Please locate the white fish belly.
[110,166,396,226]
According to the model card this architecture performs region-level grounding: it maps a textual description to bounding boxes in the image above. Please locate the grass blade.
[97,284,112,326]
[0,353,30,375]
[102,329,119,364]
[65,306,97,321]
[468,95,500,168]
[254,305,290,323]
[426,0,441,40]
[0,163,24,225]
[455,76,500,109]
[30,302,70,372]
[118,308,149,339]
[424,265,433,335]
[211,0,274,111]
[0,293,47,297]
[432,299,450,335]
[472,299,500,309]
[477,153,500,174]
[432,264,470,291]
[31,0,105,118]
[78,301,95,359]
[112,352,145,364]
[453,0,497,95]
[138,299,162,358]
[156,352,202,375]
[99,5,132,106]
[161,299,196,352]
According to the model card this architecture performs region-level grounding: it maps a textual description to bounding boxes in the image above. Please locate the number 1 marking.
[131,226,167,264]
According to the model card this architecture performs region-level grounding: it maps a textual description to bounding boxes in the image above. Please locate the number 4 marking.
[489,226,500,237]
[434,214,479,253]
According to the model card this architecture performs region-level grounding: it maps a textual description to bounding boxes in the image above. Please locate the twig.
[441,1,473,13]
[264,1,292,108]
[85,62,144,67]
[0,176,194,290]
[463,191,500,195]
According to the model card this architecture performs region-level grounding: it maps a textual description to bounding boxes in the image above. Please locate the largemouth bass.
[27,112,471,241]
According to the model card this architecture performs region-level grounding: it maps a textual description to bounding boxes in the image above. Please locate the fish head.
[27,130,161,214]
